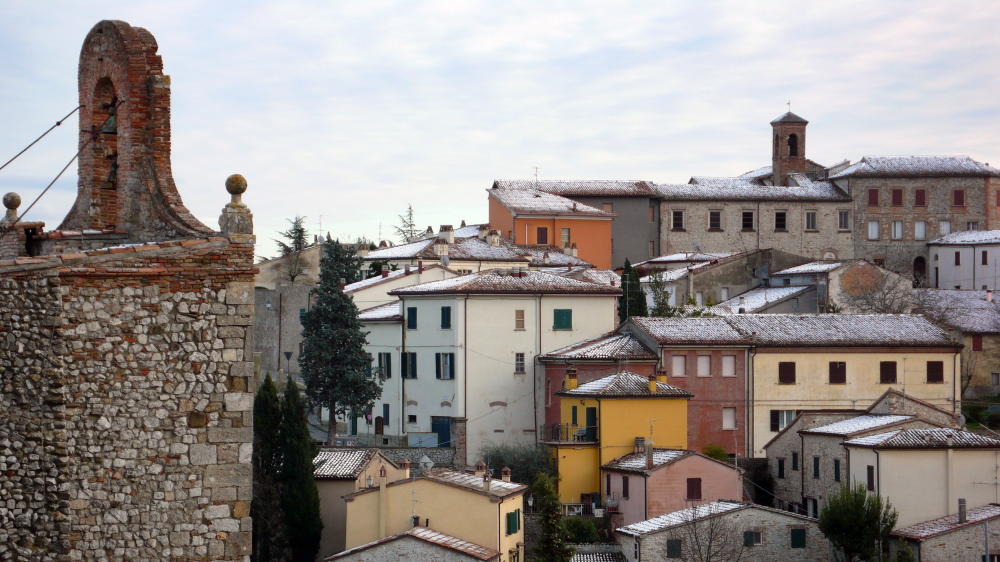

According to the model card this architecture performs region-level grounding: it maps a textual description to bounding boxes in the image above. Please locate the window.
[927,361,944,383]
[722,407,736,430]
[602,203,613,213]
[834,459,841,482]
[993,373,999,386]
[805,211,817,231]
[838,210,850,230]
[829,362,846,384]
[984,251,989,266]
[868,189,879,206]
[867,465,875,491]
[722,355,736,377]
[783,278,791,286]
[940,220,952,235]
[721,287,730,301]
[515,309,525,330]
[792,452,799,471]
[709,210,722,230]
[915,189,926,206]
[378,352,392,379]
[788,134,799,156]
[505,509,520,535]
[441,306,452,329]
[770,410,795,431]
[649,205,655,222]
[401,352,417,379]
[915,220,926,240]
[407,307,418,330]
[299,308,306,322]
[968,221,980,231]
[515,353,525,374]
[774,211,787,231]
[695,291,704,306]
[973,335,984,351]
[622,476,629,499]
[813,457,820,478]
[778,459,785,478]
[633,542,639,560]
[666,539,682,558]
[536,227,548,245]
[742,211,755,231]
[686,478,702,500]
[890,188,902,206]
[435,353,455,379]
[778,362,796,384]
[880,362,897,384]
[791,529,806,549]
[561,228,570,248]
[744,531,762,547]
[408,414,418,424]
[954,189,965,206]
[955,251,961,266]
[648,240,655,258]
[697,355,711,377]
[553,309,572,330]
[672,355,686,377]
[571,406,578,426]
[672,210,685,230]
[891,221,903,240]
[606,473,611,494]
[546,379,551,406]
[868,220,880,240]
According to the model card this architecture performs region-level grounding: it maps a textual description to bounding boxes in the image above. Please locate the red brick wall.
[543,362,657,427]
[662,349,747,456]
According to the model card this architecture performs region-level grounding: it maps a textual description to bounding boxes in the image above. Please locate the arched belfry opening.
[88,77,120,229]
[788,134,799,157]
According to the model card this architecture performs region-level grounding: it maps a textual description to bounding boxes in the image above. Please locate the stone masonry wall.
[332,534,479,562]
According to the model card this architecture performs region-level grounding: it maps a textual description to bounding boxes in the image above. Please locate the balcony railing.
[539,424,598,443]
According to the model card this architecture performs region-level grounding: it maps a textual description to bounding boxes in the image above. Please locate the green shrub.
[480,442,554,486]
[565,517,599,544]
[987,412,1000,429]
[964,405,985,425]
[701,444,730,463]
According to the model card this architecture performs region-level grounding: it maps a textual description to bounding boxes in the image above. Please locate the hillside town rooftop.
[313,449,394,480]
[893,503,1000,541]
[326,526,501,561]
[389,269,622,296]
[913,289,1000,334]
[844,428,1000,449]
[829,156,1000,178]
[557,372,693,399]
[491,179,656,197]
[928,229,1000,246]
[540,331,658,361]
[800,415,915,436]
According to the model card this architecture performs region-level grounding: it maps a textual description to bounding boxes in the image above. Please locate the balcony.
[539,424,598,444]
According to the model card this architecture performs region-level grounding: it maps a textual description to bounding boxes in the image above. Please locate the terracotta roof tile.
[489,188,617,217]
[541,331,657,361]
[493,179,656,197]
[829,156,1000,178]
[557,372,692,398]
[390,270,621,296]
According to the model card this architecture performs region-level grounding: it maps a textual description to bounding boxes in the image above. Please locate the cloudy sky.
[1,1,998,258]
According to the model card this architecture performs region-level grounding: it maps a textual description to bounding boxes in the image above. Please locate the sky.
[1,1,998,259]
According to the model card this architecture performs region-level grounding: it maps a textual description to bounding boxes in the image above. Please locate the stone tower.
[770,111,809,186]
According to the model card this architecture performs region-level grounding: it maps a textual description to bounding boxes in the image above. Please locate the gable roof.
[771,261,845,275]
[800,415,915,437]
[633,252,736,268]
[654,176,851,202]
[844,428,1000,449]
[716,285,812,313]
[866,387,962,425]
[724,314,958,348]
[489,188,616,218]
[344,264,456,294]
[829,156,1000,179]
[344,468,527,502]
[313,448,394,480]
[929,229,1000,246]
[913,289,1000,334]
[556,372,692,399]
[358,301,402,323]
[628,316,750,345]
[601,448,737,475]
[492,179,656,197]
[571,552,627,562]
[539,331,658,362]
[893,504,1000,541]
[326,526,501,561]
[389,269,622,296]
[363,235,591,267]
[616,501,816,538]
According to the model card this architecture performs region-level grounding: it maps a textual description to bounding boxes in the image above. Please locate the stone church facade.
[0,21,256,561]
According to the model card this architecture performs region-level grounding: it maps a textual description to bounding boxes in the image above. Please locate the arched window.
[913,256,927,285]
[788,134,799,157]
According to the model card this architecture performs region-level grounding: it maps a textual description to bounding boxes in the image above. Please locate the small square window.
[805,211,817,231]
[880,361,897,384]
[515,353,525,374]
[791,528,806,548]
[829,362,846,384]
[672,210,685,231]
[744,531,762,546]
[666,539,681,558]
[553,309,572,330]
[968,221,980,231]
[742,211,755,231]
[927,361,944,383]
[722,355,736,377]
[838,210,850,230]
[940,221,952,235]
[778,362,796,384]
[973,335,984,351]
[775,211,787,231]
[697,355,711,377]
[407,415,417,424]
[709,210,722,230]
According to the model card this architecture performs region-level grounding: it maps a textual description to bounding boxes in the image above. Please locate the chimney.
[488,230,501,247]
[988,290,993,303]
[483,473,491,493]
[498,268,509,276]
[543,252,551,265]
[405,265,411,274]
[440,225,455,244]
[412,515,420,528]
[435,238,449,257]
[382,270,389,278]
[738,296,746,314]
[461,220,466,227]
[571,243,578,257]
[478,225,489,239]
[635,436,645,454]
[418,260,424,273]
[314,235,318,244]
[959,498,967,523]
[566,366,578,390]
[379,465,388,538]
[358,247,369,258]
[501,466,511,482]
[648,374,657,393]
[339,278,346,290]
[379,240,388,248]
[657,368,667,384]
[474,460,487,477]
[400,458,410,479]
[646,444,654,469]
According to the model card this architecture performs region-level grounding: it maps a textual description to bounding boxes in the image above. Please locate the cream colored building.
[845,428,1000,527]
[343,467,527,562]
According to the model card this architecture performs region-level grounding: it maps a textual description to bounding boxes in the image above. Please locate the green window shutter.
[834,459,841,482]
[572,406,578,426]
[813,457,819,478]
[744,531,754,547]
[554,309,572,330]
[666,539,682,558]
[441,306,451,329]
[791,528,806,548]
[407,307,417,330]
[299,308,306,322]
[515,509,520,532]
[410,353,417,378]
[436,353,441,379]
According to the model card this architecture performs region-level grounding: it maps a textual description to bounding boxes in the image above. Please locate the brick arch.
[61,20,212,240]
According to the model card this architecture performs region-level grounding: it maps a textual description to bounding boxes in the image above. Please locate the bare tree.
[835,261,912,313]
[393,204,418,243]
[666,505,759,562]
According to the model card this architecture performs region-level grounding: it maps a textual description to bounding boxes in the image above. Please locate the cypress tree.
[534,473,574,562]
[251,373,289,562]
[618,258,648,323]
[279,378,323,562]
[299,238,382,444]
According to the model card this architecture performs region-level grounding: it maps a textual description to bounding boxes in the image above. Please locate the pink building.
[602,448,744,527]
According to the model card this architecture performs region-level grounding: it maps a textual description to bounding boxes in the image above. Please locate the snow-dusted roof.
[328,526,501,561]
[717,286,812,312]
[601,448,691,473]
[929,229,1000,246]
[771,261,845,275]
[829,156,1000,179]
[313,448,385,479]
[801,415,914,436]
[540,331,657,361]
[581,269,621,286]
[492,179,656,197]
[771,111,809,124]
[453,223,488,238]
[489,188,616,218]
[725,314,958,347]
[345,268,411,292]
[616,502,745,537]
[364,234,591,267]
[571,552,627,562]
[629,316,749,345]
[358,301,402,322]
[638,267,694,284]
[845,428,1000,449]
[517,245,592,267]
[557,372,692,399]
[740,165,773,180]
[894,504,1000,541]
[633,252,735,267]
[364,238,436,260]
[422,469,527,498]
[390,270,622,296]
[655,176,851,202]
[913,289,1000,334]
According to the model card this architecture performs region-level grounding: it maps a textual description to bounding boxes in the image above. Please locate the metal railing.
[539,424,598,443]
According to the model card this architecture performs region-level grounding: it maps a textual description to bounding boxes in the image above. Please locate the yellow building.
[545,370,692,506]
[343,464,527,562]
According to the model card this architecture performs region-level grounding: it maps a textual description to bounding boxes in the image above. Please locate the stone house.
[0,20,256,560]
[846,428,1000,527]
[327,526,502,562]
[601,448,743,527]
[927,229,1000,290]
[615,501,830,562]
[768,258,912,313]
[891,503,1000,562]
[716,285,817,313]
[313,449,409,558]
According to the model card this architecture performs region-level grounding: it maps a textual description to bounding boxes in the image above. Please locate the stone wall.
[332,534,481,562]
[896,516,1000,562]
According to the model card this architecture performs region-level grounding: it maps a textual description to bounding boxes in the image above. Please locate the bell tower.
[771,111,808,186]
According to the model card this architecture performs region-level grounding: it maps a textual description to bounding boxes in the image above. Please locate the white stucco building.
[928,230,1000,290]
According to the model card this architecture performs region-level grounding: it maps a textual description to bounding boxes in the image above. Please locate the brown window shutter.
[868,189,879,206]
[779,362,796,384]
[687,478,702,500]
[867,466,875,491]
[955,190,965,206]
[770,410,780,432]
[927,361,944,383]
[892,189,902,206]
[622,476,629,499]
[974,336,984,351]
[915,189,926,206]
[829,362,846,384]
[880,362,897,384]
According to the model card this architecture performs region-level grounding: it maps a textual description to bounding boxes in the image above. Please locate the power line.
[0,105,81,173]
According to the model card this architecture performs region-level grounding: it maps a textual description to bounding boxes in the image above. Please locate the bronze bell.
[101,96,118,135]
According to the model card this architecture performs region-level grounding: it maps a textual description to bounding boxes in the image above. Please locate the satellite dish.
[958,414,967,427]
[440,256,450,267]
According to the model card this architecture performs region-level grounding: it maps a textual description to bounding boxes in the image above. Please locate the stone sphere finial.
[225,174,247,196]
[3,192,20,210]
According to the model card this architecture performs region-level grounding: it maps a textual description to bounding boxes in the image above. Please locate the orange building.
[488,188,615,269]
